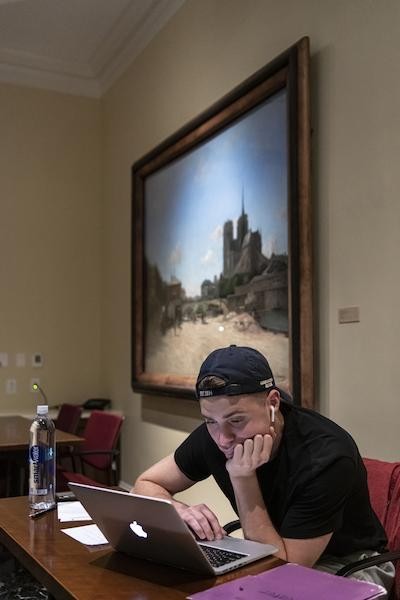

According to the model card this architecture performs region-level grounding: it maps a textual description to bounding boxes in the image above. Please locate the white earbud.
[270,405,275,423]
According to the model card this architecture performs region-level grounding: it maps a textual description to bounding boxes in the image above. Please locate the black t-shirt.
[174,402,387,556]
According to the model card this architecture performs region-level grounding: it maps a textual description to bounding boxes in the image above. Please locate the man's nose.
[218,426,234,446]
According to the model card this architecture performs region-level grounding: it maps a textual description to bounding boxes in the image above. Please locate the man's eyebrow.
[201,409,246,420]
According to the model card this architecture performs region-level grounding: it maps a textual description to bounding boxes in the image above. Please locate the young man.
[133,345,394,593]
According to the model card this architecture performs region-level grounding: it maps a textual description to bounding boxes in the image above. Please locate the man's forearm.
[132,478,172,499]
[230,474,287,560]
[132,478,188,512]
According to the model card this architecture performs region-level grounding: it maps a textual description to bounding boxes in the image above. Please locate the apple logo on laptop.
[130,520,148,539]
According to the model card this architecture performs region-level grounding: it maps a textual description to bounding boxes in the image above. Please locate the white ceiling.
[0,0,185,97]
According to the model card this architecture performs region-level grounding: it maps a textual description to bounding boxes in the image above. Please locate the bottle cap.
[37,405,49,415]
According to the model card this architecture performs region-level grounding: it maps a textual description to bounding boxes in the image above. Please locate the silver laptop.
[68,482,277,576]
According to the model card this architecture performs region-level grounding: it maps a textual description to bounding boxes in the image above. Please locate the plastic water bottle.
[29,405,56,511]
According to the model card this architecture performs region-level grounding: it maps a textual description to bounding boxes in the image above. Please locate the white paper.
[57,501,92,522]
[61,524,109,546]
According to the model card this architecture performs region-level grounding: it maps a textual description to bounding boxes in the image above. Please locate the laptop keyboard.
[199,544,246,567]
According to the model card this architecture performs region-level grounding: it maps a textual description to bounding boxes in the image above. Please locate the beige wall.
[0,84,103,411]
[1,0,399,527]
[101,0,400,523]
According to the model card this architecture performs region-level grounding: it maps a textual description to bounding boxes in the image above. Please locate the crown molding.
[0,0,185,98]
[96,0,185,95]
[0,61,101,97]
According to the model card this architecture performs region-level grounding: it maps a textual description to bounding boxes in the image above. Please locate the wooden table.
[0,496,282,600]
[0,415,84,452]
[0,415,84,496]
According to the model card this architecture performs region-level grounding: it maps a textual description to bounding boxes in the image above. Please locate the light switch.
[16,353,26,367]
[0,352,9,367]
[6,379,17,394]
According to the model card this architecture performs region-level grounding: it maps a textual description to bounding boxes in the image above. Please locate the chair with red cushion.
[224,457,400,599]
[336,458,400,599]
[57,410,124,492]
[56,403,83,434]
[55,403,83,470]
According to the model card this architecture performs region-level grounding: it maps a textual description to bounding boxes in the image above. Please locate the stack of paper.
[57,501,91,522]
[58,501,109,546]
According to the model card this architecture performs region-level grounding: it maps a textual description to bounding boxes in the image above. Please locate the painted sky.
[145,89,288,298]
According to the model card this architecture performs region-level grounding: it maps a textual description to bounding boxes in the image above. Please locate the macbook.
[68,482,277,576]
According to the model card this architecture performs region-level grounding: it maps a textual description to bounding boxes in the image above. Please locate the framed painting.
[132,37,314,408]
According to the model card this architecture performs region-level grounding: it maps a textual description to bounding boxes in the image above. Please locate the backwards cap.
[196,344,275,399]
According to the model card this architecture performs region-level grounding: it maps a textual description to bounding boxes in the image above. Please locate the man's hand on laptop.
[172,500,226,541]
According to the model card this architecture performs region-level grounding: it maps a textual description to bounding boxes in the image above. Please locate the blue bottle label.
[29,444,49,494]
[30,444,44,463]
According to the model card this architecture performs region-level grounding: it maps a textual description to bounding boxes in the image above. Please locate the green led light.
[32,383,38,390]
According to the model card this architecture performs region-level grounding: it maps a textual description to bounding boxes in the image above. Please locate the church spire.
[237,185,249,249]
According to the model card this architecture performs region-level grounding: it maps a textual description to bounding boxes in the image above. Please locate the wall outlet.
[6,379,17,394]
[0,352,9,367]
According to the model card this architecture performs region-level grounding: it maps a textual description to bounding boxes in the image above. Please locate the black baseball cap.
[196,344,275,399]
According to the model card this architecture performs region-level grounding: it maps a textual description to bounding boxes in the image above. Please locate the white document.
[61,524,109,546]
[57,501,92,522]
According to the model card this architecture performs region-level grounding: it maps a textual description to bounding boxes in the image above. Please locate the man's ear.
[267,388,281,413]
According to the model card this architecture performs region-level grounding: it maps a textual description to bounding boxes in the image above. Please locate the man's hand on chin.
[226,433,274,477]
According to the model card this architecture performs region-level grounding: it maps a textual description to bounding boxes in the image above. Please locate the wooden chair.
[57,410,124,492]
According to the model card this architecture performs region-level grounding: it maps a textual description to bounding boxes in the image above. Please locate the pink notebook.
[187,563,386,599]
